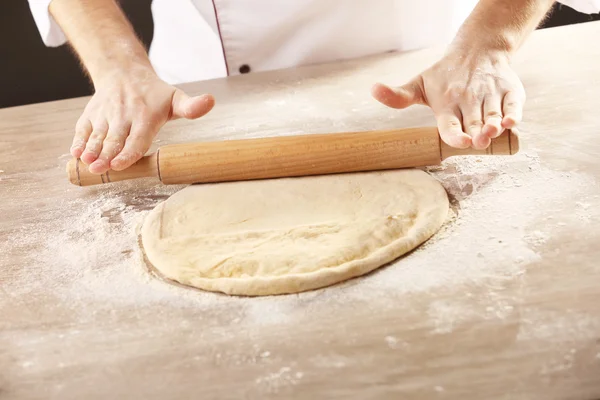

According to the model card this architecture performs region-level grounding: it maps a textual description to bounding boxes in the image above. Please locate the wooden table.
[2,21,600,400]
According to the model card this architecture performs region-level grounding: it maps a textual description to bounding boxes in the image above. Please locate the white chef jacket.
[28,0,600,85]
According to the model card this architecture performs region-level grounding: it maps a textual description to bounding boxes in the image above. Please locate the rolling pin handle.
[66,158,82,186]
[508,129,520,155]
[440,129,520,160]
[65,153,159,187]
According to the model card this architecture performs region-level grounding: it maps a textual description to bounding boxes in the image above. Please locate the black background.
[1,1,598,109]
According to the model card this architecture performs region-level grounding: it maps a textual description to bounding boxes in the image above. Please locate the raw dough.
[141,170,449,296]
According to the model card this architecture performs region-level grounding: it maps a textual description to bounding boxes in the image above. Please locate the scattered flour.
[2,145,599,355]
[310,355,348,369]
[539,348,577,375]
[384,336,409,350]
[255,366,304,393]
[384,335,399,348]
[523,230,550,247]
[517,309,600,343]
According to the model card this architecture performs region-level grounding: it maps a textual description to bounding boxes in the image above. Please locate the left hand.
[371,50,525,150]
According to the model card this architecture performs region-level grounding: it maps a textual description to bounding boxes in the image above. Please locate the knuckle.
[136,107,155,121]
[84,145,98,155]
[443,119,462,130]
[468,120,483,128]
[445,85,464,100]
[129,97,146,108]
[462,88,480,103]
[485,111,502,119]
[74,129,88,138]
[129,129,148,140]
[75,117,88,130]
[71,138,85,149]
[109,123,130,137]
[104,146,122,157]
[89,131,105,140]
[109,111,125,124]
[85,137,101,147]
[103,136,124,146]
[120,150,144,162]
[92,120,108,132]
[137,107,157,122]
[82,101,97,114]
[131,150,144,159]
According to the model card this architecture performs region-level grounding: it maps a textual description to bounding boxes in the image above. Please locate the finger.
[371,78,425,109]
[482,94,504,139]
[110,122,156,171]
[71,118,92,158]
[89,123,131,174]
[171,92,215,120]
[472,130,491,150]
[80,121,108,165]
[437,111,471,149]
[461,103,483,137]
[461,102,489,151]
[501,91,524,129]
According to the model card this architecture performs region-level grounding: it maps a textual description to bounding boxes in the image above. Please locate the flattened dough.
[141,170,449,296]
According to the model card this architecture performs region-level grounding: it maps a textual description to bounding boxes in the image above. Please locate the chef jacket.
[28,0,600,85]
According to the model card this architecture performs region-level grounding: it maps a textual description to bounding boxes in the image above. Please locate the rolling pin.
[66,126,519,186]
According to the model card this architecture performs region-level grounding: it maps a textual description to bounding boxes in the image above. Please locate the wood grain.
[67,127,518,186]
[1,22,600,400]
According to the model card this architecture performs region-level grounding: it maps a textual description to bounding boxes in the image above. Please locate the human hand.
[71,69,215,174]
[371,50,525,150]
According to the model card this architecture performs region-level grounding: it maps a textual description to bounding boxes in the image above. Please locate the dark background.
[1,1,599,109]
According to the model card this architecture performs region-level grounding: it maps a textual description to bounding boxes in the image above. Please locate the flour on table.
[255,366,304,394]
[2,147,599,341]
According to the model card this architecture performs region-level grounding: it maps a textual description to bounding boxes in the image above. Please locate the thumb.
[171,90,215,120]
[371,79,424,109]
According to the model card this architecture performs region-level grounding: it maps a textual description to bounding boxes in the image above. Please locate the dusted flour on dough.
[141,170,449,296]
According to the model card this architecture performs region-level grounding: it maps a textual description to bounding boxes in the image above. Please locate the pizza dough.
[140,170,449,296]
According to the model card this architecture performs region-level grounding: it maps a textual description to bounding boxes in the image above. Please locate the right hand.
[372,50,524,151]
[71,69,215,174]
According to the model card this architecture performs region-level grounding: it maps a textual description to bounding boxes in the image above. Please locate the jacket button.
[239,64,251,74]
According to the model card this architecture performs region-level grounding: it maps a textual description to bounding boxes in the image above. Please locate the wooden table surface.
[2,21,600,400]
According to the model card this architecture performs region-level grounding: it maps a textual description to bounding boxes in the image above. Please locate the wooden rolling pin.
[66,126,519,186]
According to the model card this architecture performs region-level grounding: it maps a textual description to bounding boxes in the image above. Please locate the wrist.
[449,0,555,59]
[449,27,515,56]
[446,31,514,68]
[92,58,157,89]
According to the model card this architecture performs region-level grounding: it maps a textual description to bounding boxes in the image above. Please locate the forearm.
[451,0,555,55]
[49,0,154,85]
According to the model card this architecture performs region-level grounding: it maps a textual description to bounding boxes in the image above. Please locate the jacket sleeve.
[27,0,67,47]
[557,0,600,14]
